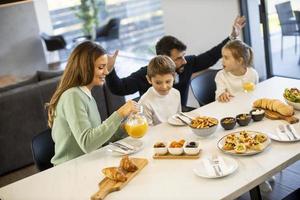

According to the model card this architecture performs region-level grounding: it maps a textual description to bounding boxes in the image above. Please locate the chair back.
[96,18,120,40]
[40,32,66,51]
[31,129,54,171]
[275,1,298,35]
[190,69,219,106]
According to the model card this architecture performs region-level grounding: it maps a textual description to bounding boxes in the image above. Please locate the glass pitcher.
[124,106,148,138]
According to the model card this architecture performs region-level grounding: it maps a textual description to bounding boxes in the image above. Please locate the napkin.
[203,158,216,177]
[276,127,290,141]
[216,156,230,174]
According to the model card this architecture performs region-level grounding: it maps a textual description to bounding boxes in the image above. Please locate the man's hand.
[217,90,234,102]
[230,16,246,39]
[107,50,119,73]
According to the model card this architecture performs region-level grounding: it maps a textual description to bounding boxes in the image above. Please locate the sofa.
[0,71,125,175]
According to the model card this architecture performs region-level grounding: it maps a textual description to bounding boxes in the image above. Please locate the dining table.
[0,76,300,200]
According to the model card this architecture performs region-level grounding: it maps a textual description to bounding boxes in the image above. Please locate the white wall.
[0,0,47,76]
[162,0,240,55]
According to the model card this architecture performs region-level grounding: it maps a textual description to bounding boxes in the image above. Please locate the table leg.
[250,185,262,200]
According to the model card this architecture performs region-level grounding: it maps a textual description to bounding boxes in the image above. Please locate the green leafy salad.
[284,88,300,103]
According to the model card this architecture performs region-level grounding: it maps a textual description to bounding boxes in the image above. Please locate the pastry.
[234,143,247,153]
[253,98,294,116]
[102,167,127,182]
[120,156,138,172]
[248,141,263,151]
[254,134,267,143]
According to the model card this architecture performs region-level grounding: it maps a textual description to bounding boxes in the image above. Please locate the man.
[106,16,246,107]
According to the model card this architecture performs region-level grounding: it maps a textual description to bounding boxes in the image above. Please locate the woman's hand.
[218,91,234,102]
[117,100,139,118]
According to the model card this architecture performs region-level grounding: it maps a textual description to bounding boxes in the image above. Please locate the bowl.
[220,117,236,130]
[168,140,184,155]
[183,141,201,155]
[236,113,251,126]
[153,142,168,155]
[250,109,265,121]
[189,117,219,137]
[189,123,218,137]
[284,98,300,110]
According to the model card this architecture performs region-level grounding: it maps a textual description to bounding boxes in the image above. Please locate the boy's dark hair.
[147,55,176,78]
[155,35,187,56]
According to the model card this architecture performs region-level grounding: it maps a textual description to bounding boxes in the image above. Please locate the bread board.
[264,109,299,124]
[91,158,148,200]
[153,152,200,159]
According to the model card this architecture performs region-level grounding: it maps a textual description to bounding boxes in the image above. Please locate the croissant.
[253,98,294,116]
[102,167,127,182]
[120,156,138,172]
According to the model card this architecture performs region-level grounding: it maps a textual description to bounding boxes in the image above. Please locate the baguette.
[253,98,294,116]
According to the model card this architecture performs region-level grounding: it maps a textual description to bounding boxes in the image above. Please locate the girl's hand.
[117,100,139,118]
[218,91,234,102]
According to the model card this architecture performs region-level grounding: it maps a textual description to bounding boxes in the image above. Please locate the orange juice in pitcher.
[125,106,148,138]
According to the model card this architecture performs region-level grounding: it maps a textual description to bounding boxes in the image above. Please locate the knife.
[286,125,298,140]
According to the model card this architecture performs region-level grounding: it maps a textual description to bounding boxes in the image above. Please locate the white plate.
[267,128,300,143]
[167,114,186,126]
[193,156,238,178]
[107,137,144,156]
[217,131,271,156]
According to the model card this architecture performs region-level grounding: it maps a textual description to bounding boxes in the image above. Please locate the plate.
[217,130,271,156]
[167,114,187,126]
[193,156,238,178]
[107,137,144,156]
[267,127,300,142]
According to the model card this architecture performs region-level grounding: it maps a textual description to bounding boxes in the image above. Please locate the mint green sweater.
[51,87,123,165]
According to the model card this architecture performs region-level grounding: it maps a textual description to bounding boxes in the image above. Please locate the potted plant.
[72,0,101,40]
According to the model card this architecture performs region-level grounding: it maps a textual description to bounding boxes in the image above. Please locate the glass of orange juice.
[124,106,148,139]
[242,80,255,93]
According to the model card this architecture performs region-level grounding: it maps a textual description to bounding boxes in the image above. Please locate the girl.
[47,41,138,165]
[215,40,259,102]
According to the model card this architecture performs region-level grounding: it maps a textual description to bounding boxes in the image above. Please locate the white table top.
[1,77,300,200]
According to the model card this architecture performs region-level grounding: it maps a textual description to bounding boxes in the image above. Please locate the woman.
[47,41,138,165]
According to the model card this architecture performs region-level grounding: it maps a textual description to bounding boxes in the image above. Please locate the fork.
[212,155,223,176]
[179,112,195,121]
[109,142,134,151]
[278,125,292,140]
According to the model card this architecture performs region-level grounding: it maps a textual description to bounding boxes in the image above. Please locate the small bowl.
[168,141,184,155]
[220,117,236,130]
[250,109,265,121]
[236,113,251,126]
[183,141,200,155]
[284,98,300,110]
[153,142,168,155]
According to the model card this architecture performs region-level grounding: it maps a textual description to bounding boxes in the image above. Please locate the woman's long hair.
[47,41,106,127]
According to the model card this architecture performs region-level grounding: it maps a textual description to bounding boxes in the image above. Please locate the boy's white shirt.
[138,87,181,126]
[215,67,259,99]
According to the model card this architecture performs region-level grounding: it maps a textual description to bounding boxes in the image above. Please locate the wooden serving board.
[91,158,148,200]
[264,110,299,124]
[153,152,200,159]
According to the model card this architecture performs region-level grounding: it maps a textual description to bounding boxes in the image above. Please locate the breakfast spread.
[253,98,294,116]
[220,131,270,155]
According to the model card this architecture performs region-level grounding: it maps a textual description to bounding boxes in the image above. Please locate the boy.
[138,55,181,126]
